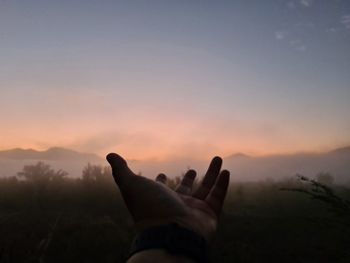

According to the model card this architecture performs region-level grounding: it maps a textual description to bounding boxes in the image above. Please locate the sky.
[1,0,350,160]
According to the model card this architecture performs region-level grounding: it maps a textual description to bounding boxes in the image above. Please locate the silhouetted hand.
[106,153,230,241]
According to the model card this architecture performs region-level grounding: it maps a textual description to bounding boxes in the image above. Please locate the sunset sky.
[1,0,350,160]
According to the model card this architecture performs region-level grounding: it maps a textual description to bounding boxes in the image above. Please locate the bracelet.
[128,223,209,263]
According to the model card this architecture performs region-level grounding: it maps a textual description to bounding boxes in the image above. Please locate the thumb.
[106,153,134,185]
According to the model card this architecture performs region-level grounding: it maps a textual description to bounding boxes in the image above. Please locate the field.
[0,163,349,263]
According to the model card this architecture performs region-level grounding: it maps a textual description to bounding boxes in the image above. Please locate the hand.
[106,153,230,242]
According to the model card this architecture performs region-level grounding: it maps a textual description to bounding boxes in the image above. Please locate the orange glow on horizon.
[1,89,349,161]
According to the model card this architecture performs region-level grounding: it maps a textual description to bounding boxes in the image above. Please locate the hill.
[330,146,350,155]
[0,147,104,177]
[223,146,350,183]
[0,146,349,183]
[0,147,102,162]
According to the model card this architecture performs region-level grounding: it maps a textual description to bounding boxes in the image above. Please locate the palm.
[107,153,230,241]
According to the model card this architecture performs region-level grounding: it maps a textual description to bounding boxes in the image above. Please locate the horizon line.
[1,144,349,161]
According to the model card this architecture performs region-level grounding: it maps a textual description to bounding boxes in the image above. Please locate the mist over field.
[1,146,350,183]
[1,148,350,263]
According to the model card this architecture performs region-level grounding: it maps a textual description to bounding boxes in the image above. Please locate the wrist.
[135,215,217,243]
[128,249,195,263]
[128,223,209,263]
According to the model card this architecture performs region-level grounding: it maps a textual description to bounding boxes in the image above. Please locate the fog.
[1,146,349,184]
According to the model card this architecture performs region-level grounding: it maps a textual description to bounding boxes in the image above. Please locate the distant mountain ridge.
[226,152,250,159]
[1,145,349,162]
[0,147,104,177]
[226,146,350,159]
[223,145,350,183]
[330,146,350,155]
[0,147,102,162]
[0,146,349,182]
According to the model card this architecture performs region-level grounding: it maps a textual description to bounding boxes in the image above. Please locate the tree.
[316,172,334,186]
[17,162,67,184]
[82,163,113,184]
[17,162,68,209]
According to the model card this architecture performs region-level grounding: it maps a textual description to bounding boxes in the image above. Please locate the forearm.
[127,249,195,263]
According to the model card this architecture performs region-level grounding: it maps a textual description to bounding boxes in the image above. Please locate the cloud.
[69,131,127,154]
[295,22,314,28]
[289,39,307,52]
[275,31,287,40]
[275,32,307,52]
[341,14,350,29]
[300,0,313,7]
[326,27,338,33]
[287,1,296,9]
[295,45,307,52]
[287,0,314,9]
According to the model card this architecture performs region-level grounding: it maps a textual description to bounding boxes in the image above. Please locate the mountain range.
[0,147,102,162]
[223,146,350,183]
[0,146,349,183]
[0,147,104,178]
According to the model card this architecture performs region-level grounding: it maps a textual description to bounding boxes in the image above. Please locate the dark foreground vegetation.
[0,162,349,263]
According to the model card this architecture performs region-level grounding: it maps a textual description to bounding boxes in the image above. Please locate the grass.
[0,163,350,263]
